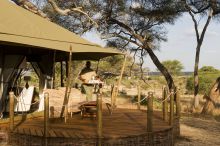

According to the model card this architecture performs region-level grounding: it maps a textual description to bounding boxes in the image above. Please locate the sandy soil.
[175,116,220,146]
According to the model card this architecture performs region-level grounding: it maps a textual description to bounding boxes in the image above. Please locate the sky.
[84,14,220,72]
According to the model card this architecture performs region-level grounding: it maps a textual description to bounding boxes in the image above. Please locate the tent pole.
[52,51,56,89]
[60,61,64,87]
[114,55,127,106]
[66,61,68,79]
[60,46,72,118]
[96,59,100,73]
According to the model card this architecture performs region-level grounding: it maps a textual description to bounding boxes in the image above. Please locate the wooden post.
[9,91,14,132]
[65,61,68,80]
[44,92,49,138]
[162,86,168,121]
[175,87,181,117]
[64,104,68,123]
[175,86,181,137]
[137,84,141,110]
[169,89,174,126]
[97,93,102,138]
[97,86,103,146]
[60,61,64,87]
[111,83,116,108]
[52,51,56,89]
[147,91,153,132]
[115,55,127,98]
[60,46,72,117]
[147,91,154,145]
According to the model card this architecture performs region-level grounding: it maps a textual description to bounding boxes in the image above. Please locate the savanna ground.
[6,74,219,145]
[176,115,220,146]
[119,76,220,146]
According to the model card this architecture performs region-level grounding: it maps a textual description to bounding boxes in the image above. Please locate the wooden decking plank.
[13,128,19,133]
[48,129,57,137]
[19,127,25,134]
[30,128,37,136]
[35,128,43,137]
[65,131,75,138]
[61,130,70,138]
[68,131,77,138]
[0,108,171,140]
[53,130,63,137]
[24,128,30,135]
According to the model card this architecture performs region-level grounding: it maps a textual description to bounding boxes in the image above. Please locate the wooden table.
[79,101,97,118]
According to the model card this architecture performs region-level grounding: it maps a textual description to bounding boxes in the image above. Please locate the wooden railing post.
[97,88,103,146]
[175,86,181,137]
[175,87,181,118]
[111,83,116,108]
[162,86,168,121]
[44,92,49,138]
[60,61,64,87]
[169,89,174,126]
[137,84,141,110]
[9,91,15,132]
[147,91,154,145]
[147,91,153,132]
[64,104,68,123]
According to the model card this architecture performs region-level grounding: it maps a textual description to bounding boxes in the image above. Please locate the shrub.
[186,72,220,94]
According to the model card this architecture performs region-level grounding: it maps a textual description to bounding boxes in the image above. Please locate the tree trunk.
[193,44,201,108]
[145,48,175,91]
[201,77,220,114]
[191,9,213,109]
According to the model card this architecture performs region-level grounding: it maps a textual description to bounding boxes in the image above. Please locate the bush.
[186,72,220,94]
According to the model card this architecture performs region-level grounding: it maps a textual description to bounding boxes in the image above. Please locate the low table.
[79,101,97,119]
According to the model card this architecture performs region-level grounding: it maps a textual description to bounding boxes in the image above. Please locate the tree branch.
[199,8,213,44]
[13,0,98,27]
[189,11,200,43]
[108,18,145,43]
[47,0,98,27]
[12,0,48,19]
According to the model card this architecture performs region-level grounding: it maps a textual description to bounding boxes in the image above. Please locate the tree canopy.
[199,66,220,73]
[161,60,184,75]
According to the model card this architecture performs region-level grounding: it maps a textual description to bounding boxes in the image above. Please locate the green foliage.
[161,60,184,75]
[131,95,162,109]
[199,66,220,73]
[186,66,220,94]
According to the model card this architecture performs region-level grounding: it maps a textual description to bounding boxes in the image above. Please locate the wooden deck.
[0,108,171,139]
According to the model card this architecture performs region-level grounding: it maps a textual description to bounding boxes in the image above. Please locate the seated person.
[79,61,97,101]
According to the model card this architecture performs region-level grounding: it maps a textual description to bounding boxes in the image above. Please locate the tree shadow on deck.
[14,114,27,129]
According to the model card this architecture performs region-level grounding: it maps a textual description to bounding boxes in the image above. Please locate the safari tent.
[0,1,179,146]
[0,0,122,114]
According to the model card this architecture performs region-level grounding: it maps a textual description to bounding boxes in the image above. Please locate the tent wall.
[0,50,25,113]
[31,52,55,94]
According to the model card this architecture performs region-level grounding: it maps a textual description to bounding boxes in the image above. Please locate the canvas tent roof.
[0,0,122,61]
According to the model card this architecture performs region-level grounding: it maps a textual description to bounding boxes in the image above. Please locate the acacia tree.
[161,60,184,76]
[183,0,220,108]
[92,0,184,91]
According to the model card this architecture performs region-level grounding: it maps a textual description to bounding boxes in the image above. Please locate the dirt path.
[175,116,220,146]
